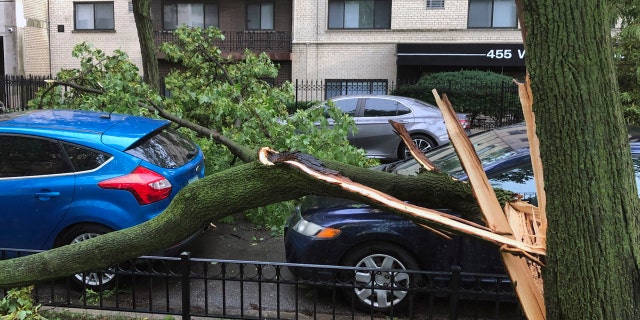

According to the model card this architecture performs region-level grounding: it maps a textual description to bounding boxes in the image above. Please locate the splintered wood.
[513,75,547,300]
[515,76,548,241]
[389,120,439,172]
[505,201,545,287]
[432,86,546,320]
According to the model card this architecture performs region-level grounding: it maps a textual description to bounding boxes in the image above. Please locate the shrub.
[393,70,522,124]
[0,286,47,320]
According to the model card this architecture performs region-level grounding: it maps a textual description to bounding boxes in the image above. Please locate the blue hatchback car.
[0,109,205,287]
[284,124,640,312]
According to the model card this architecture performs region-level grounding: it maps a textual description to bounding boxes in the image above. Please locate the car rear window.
[125,128,198,169]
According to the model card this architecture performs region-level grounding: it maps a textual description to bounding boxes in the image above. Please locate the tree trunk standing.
[523,1,640,318]
[132,0,160,91]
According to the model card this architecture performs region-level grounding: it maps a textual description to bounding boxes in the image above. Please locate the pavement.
[183,213,287,262]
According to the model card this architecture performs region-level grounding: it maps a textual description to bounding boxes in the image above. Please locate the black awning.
[397,43,525,67]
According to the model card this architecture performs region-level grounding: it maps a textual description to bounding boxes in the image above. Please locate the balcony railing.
[154,30,292,53]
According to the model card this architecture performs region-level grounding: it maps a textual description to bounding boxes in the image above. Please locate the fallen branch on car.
[258,147,545,257]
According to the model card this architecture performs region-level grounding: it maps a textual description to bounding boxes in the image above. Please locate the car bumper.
[284,228,351,281]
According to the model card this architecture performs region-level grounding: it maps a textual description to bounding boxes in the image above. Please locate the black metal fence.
[1,249,523,320]
[288,80,522,129]
[0,75,522,130]
[0,75,50,112]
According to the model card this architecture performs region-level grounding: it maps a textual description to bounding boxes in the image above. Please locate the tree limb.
[139,100,256,162]
[389,120,439,172]
[260,147,545,257]
[37,77,257,163]
[0,158,485,288]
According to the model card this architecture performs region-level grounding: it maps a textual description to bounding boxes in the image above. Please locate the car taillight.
[98,166,172,205]
[458,119,470,129]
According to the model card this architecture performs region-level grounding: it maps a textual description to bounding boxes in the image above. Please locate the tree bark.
[132,0,160,91]
[0,160,485,288]
[523,0,640,318]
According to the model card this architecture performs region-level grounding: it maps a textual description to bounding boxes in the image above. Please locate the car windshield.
[391,125,530,179]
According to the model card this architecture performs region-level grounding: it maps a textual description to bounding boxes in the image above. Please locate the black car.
[284,124,640,312]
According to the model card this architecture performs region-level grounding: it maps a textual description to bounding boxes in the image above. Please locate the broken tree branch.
[389,120,439,172]
[432,89,546,320]
[258,147,545,257]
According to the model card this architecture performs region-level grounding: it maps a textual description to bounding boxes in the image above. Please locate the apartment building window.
[163,3,219,30]
[328,0,391,29]
[247,2,274,30]
[468,0,517,28]
[74,2,115,30]
[326,80,388,99]
[426,0,444,9]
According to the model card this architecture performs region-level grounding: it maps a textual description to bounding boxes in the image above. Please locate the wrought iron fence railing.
[0,249,524,320]
[0,75,50,112]
[0,75,522,130]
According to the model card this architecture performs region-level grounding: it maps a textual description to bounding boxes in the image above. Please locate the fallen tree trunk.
[0,158,491,288]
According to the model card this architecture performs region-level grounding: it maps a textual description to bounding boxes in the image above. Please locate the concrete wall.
[1,0,19,74]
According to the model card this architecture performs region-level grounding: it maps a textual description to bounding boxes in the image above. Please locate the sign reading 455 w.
[397,43,526,67]
[486,49,526,60]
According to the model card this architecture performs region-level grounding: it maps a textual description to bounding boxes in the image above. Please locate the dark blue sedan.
[284,124,640,312]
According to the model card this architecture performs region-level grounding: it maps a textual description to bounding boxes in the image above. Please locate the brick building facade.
[48,0,141,74]
[293,0,525,94]
[3,0,528,93]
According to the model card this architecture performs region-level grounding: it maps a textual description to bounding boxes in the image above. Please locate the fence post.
[181,252,191,320]
[500,82,507,126]
[295,79,299,106]
[449,266,461,320]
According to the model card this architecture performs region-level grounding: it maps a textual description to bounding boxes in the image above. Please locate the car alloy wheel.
[341,243,418,312]
[71,232,117,289]
[402,134,435,159]
[55,224,117,290]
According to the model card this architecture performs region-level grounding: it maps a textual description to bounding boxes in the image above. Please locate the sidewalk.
[184,214,286,262]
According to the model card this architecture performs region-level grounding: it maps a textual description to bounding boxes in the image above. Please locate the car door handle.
[34,191,61,200]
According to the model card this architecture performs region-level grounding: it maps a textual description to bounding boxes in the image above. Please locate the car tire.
[400,134,436,159]
[339,242,419,313]
[54,224,117,290]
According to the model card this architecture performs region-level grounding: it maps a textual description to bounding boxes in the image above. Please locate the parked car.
[318,95,470,161]
[284,123,640,312]
[0,109,206,288]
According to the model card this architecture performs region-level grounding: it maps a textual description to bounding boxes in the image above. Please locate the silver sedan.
[322,94,468,161]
